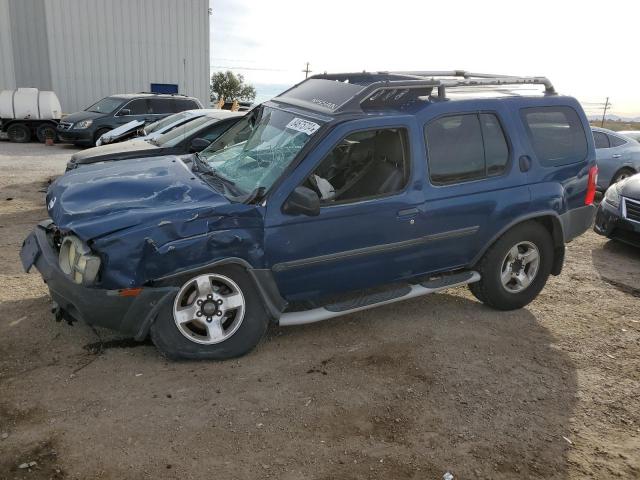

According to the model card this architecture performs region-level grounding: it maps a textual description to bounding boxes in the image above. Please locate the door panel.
[264,118,431,302]
[417,104,531,271]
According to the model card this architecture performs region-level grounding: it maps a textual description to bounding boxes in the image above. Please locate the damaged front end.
[21,155,267,338]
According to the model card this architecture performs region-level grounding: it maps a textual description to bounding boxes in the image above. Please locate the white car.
[96,109,223,146]
[618,130,640,143]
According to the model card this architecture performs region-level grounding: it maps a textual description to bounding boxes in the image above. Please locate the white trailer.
[0,88,62,142]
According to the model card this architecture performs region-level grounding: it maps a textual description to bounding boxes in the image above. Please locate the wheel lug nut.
[196,311,202,317]
[206,317,212,323]
[197,300,203,306]
[207,294,213,299]
[216,311,223,316]
[216,299,223,305]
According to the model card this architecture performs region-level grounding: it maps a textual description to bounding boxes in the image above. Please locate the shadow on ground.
[0,290,578,479]
[591,239,640,297]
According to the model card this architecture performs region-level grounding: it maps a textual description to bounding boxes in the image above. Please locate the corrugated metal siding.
[7,0,53,90]
[44,0,210,112]
[0,0,17,90]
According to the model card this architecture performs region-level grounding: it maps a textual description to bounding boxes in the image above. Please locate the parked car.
[592,127,640,189]
[594,173,640,246]
[65,110,243,171]
[57,93,202,147]
[617,130,640,143]
[21,71,597,360]
[97,108,219,146]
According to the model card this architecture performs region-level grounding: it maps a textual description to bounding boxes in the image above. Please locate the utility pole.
[302,62,311,79]
[601,97,610,127]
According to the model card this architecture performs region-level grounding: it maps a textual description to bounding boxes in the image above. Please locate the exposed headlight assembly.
[74,119,93,129]
[58,235,101,285]
[604,184,621,208]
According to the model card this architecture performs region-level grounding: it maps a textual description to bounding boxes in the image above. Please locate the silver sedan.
[591,127,640,190]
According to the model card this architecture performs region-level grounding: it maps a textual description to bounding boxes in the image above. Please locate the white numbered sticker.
[286,118,320,136]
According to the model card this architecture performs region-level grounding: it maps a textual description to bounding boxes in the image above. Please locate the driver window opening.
[305,128,410,204]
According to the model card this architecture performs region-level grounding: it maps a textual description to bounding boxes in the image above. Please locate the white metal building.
[0,0,210,113]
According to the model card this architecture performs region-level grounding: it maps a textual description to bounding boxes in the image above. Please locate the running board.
[278,271,480,327]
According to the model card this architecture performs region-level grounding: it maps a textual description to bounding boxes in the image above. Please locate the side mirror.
[118,108,131,116]
[189,137,210,152]
[283,186,320,216]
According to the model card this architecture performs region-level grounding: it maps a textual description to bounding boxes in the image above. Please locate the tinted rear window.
[521,106,588,166]
[174,98,200,112]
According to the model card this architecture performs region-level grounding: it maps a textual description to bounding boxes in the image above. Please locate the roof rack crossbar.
[304,70,555,113]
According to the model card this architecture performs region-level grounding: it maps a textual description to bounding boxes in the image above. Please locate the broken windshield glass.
[199,106,324,196]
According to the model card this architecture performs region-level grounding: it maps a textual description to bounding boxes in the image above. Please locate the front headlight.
[604,184,621,208]
[74,119,93,129]
[59,235,101,285]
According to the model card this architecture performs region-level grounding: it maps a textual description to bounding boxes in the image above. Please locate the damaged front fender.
[92,204,265,289]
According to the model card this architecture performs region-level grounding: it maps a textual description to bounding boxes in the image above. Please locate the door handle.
[612,154,622,159]
[519,155,532,172]
[397,207,419,217]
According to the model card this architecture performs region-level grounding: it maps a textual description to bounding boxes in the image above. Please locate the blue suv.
[21,71,597,360]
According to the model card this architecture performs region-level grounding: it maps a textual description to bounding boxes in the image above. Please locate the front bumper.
[56,127,93,145]
[20,221,177,339]
[594,200,640,247]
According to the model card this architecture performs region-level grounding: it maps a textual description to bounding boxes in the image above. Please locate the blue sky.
[210,0,640,116]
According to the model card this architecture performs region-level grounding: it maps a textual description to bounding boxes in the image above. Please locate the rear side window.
[520,106,588,166]
[609,134,626,147]
[174,98,200,112]
[425,113,509,185]
[125,99,149,115]
[593,131,610,149]
[149,98,174,114]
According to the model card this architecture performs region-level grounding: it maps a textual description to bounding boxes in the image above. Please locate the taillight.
[585,165,598,205]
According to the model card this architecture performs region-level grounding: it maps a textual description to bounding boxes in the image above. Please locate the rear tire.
[7,123,31,143]
[150,265,269,360]
[36,124,58,143]
[469,222,553,310]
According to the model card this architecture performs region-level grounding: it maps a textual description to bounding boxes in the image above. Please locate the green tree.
[210,71,256,103]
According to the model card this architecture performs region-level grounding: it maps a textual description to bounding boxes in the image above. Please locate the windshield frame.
[198,104,333,202]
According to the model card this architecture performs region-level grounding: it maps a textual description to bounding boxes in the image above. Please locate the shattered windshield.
[199,106,324,195]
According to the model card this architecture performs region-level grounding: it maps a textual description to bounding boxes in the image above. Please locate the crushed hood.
[70,138,159,165]
[620,173,640,200]
[47,156,230,239]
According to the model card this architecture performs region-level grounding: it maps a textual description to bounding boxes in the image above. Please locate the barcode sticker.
[286,118,320,136]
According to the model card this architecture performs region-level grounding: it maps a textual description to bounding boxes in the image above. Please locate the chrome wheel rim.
[500,241,540,293]
[173,274,245,345]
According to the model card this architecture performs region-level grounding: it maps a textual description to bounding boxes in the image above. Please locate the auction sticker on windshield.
[286,118,320,136]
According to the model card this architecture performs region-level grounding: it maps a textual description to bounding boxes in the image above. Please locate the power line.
[210,65,296,72]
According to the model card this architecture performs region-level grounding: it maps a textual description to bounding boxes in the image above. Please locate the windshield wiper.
[193,152,240,194]
[244,186,266,205]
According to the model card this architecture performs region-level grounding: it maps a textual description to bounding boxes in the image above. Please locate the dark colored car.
[594,173,640,246]
[21,71,597,360]
[65,111,243,171]
[57,93,202,147]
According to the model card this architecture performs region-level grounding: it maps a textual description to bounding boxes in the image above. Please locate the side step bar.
[279,271,480,327]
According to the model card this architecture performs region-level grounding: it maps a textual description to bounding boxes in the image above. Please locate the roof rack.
[277,70,555,114]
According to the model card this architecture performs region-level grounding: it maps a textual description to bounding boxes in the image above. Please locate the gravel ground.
[0,142,639,479]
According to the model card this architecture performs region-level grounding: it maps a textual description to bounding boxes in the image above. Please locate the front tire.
[93,128,111,146]
[7,123,31,143]
[150,265,269,360]
[611,168,635,186]
[469,222,553,310]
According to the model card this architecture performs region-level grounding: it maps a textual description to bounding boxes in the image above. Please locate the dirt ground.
[0,142,638,480]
